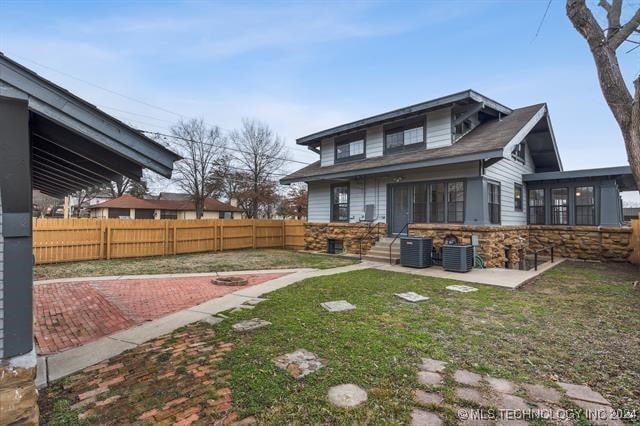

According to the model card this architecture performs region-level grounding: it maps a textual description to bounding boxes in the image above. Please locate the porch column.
[0,96,38,424]
[464,177,488,225]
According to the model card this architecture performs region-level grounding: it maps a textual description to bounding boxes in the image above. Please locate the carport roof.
[0,53,181,197]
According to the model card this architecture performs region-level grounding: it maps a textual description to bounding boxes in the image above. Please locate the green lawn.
[33,249,357,280]
[40,261,640,425]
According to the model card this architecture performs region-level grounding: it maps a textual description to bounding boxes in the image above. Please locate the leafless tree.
[228,118,288,218]
[170,118,226,218]
[567,0,640,188]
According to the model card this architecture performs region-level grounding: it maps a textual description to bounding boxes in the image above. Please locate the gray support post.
[464,177,488,225]
[599,180,622,227]
[0,96,33,358]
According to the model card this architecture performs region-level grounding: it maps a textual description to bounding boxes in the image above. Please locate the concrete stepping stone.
[494,393,529,411]
[244,297,267,306]
[327,384,367,408]
[414,389,443,405]
[201,316,224,325]
[410,409,442,426]
[453,369,483,386]
[273,349,325,379]
[456,408,493,426]
[557,382,610,404]
[521,383,561,404]
[486,376,517,394]
[395,292,429,302]
[417,371,443,387]
[232,318,271,332]
[446,285,478,293]
[455,387,492,407]
[321,300,356,312]
[419,358,446,373]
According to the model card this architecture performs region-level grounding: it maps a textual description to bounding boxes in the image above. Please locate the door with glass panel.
[390,184,410,235]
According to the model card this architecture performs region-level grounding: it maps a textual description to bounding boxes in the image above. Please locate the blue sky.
[1,0,638,201]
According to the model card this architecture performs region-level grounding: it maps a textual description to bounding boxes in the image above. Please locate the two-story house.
[281,90,636,266]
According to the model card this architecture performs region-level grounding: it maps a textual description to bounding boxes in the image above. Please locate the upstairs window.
[331,183,350,222]
[575,186,595,225]
[551,188,568,225]
[514,183,523,211]
[335,136,365,162]
[511,141,525,163]
[528,189,545,224]
[384,118,425,153]
[488,183,501,224]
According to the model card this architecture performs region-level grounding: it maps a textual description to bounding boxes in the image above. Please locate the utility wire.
[532,0,553,43]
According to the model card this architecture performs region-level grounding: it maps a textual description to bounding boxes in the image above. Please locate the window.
[511,141,525,163]
[335,138,364,162]
[219,211,233,219]
[384,119,425,152]
[551,188,568,225]
[514,183,523,211]
[488,183,501,224]
[413,183,427,223]
[161,209,178,219]
[575,186,595,225]
[528,189,545,224]
[447,182,464,223]
[331,183,349,222]
[108,208,130,219]
[430,183,445,223]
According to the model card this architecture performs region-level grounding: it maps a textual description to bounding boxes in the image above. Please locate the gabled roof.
[91,195,243,212]
[297,89,512,146]
[281,103,549,184]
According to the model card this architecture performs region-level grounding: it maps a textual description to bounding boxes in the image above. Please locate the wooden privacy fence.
[630,219,640,265]
[32,218,306,264]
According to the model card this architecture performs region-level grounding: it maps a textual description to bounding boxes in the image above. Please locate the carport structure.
[0,53,180,424]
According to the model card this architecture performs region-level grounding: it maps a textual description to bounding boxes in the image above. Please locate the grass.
[39,261,640,425]
[33,249,357,280]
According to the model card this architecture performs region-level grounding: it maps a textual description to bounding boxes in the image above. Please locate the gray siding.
[320,138,334,167]
[366,125,384,158]
[484,143,535,225]
[0,191,3,358]
[307,181,331,222]
[426,107,452,148]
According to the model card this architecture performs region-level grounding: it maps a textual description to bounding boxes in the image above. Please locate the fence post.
[282,221,286,248]
[99,222,106,260]
[106,226,112,260]
[220,221,224,252]
[252,219,257,249]
[163,221,168,256]
[173,222,177,255]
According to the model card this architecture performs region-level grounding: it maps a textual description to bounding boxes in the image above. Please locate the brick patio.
[34,273,286,354]
[39,323,243,425]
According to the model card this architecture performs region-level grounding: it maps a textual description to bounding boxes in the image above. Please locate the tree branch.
[609,6,640,49]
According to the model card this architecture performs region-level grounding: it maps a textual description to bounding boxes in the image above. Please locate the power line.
[532,0,553,43]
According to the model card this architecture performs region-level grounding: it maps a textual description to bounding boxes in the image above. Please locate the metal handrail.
[532,246,554,271]
[358,222,381,260]
[389,222,411,264]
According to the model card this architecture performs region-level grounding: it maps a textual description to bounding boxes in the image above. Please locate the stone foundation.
[0,355,39,425]
[528,226,632,262]
[409,224,529,268]
[304,222,387,255]
[305,222,634,266]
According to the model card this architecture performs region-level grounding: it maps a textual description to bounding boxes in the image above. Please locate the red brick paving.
[34,273,286,354]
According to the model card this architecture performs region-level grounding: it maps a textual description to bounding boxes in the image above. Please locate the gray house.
[0,53,180,424]
[281,90,636,264]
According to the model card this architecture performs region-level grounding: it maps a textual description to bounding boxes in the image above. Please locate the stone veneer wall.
[305,223,388,255]
[528,225,632,262]
[0,361,39,425]
[409,224,529,268]
[305,223,635,266]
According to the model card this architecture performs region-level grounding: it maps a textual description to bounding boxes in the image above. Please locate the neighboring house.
[281,90,636,264]
[90,194,243,219]
[623,207,639,221]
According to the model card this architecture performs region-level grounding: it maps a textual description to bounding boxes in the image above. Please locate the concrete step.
[362,254,399,264]
[368,248,400,257]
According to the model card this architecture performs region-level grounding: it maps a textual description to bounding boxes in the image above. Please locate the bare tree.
[567,0,640,188]
[229,118,288,218]
[170,118,226,218]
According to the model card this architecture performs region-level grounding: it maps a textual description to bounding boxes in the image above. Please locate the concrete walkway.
[372,259,563,289]
[41,263,371,386]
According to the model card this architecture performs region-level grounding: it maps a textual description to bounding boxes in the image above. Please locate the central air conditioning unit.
[442,245,474,272]
[400,236,433,268]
